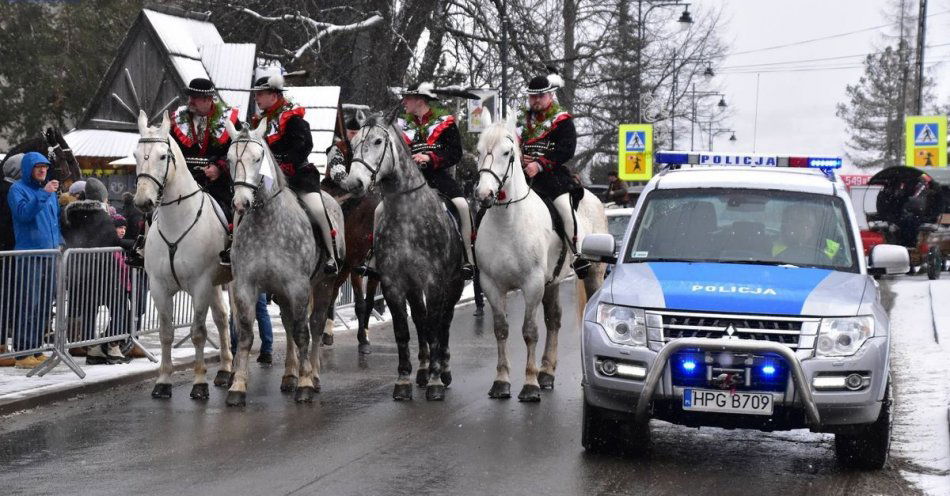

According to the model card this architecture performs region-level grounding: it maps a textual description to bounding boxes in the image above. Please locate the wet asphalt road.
[0,284,919,496]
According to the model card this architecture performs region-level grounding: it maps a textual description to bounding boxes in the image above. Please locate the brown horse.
[321,179,382,355]
[0,128,83,192]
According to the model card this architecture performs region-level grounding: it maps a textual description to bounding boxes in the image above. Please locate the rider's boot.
[300,192,340,275]
[451,197,476,280]
[219,234,232,267]
[554,193,590,279]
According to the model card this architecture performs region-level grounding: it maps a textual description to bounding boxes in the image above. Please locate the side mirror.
[581,233,617,264]
[868,244,910,276]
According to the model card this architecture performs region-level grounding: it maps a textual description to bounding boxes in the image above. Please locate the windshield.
[607,213,632,239]
[626,188,858,272]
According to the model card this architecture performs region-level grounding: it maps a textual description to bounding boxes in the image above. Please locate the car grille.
[649,311,818,350]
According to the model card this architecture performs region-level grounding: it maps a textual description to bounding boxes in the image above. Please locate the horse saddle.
[439,195,463,237]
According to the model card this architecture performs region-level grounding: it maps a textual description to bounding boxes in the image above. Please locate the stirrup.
[323,258,339,275]
[355,263,378,278]
[461,263,475,280]
[219,249,231,267]
[571,256,591,279]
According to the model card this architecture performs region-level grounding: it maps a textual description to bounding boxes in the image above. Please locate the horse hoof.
[441,370,452,387]
[538,372,555,390]
[280,375,298,393]
[151,383,172,399]
[358,343,371,355]
[189,383,210,400]
[322,334,334,346]
[312,377,321,393]
[518,385,541,403]
[393,383,413,401]
[213,370,233,388]
[415,369,428,388]
[294,386,315,403]
[426,384,446,401]
[225,391,246,407]
[488,381,511,399]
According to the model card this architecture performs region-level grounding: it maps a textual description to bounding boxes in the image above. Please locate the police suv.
[579,152,910,469]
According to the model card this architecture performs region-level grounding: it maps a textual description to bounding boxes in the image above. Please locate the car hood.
[603,262,871,316]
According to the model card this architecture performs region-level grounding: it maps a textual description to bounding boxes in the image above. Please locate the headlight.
[596,303,647,347]
[816,316,874,357]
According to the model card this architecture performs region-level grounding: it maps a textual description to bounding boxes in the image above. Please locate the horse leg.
[188,289,212,400]
[482,278,511,399]
[292,299,315,404]
[353,273,372,355]
[226,286,257,407]
[538,283,563,390]
[387,290,413,400]
[406,292,429,389]
[150,289,175,399]
[518,279,546,403]
[210,286,233,387]
[279,311,300,393]
[322,284,338,346]
[422,292,447,401]
[308,283,335,394]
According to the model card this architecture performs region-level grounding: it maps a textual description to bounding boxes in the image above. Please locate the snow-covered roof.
[64,129,140,159]
[144,9,222,60]
[284,86,341,168]
[203,43,255,118]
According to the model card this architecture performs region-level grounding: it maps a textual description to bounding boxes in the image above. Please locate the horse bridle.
[350,123,394,187]
[231,136,282,209]
[477,136,530,207]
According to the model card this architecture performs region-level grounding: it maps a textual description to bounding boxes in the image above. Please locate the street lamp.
[702,124,736,151]
[690,86,726,148]
[729,132,737,142]
[718,96,727,108]
[703,65,715,80]
[635,0,693,123]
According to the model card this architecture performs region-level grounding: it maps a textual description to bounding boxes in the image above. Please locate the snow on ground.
[888,276,950,495]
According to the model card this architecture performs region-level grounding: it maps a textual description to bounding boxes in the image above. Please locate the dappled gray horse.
[223,119,344,406]
[341,112,465,401]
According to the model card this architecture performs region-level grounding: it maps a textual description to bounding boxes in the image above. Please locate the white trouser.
[298,192,336,260]
[553,193,578,252]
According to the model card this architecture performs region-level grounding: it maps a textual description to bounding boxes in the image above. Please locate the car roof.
[655,167,837,196]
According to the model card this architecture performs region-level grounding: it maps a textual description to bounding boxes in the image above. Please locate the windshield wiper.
[717,259,788,266]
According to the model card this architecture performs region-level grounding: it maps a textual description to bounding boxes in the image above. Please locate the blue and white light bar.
[655,151,842,169]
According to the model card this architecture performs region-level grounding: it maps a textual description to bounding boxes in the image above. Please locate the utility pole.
[500,0,509,118]
[671,51,676,149]
[915,0,928,114]
[898,0,909,164]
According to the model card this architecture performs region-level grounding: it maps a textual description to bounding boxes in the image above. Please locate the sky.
[701,0,950,165]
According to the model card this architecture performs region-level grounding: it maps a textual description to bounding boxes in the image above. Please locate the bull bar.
[634,337,822,429]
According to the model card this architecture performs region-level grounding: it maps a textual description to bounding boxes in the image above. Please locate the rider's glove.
[330,163,347,183]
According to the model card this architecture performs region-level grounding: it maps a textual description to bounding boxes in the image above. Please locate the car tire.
[581,393,650,456]
[927,246,942,280]
[834,378,892,470]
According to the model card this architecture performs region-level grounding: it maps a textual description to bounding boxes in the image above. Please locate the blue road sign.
[625,131,646,152]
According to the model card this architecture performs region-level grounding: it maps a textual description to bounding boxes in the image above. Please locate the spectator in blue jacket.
[7,152,60,368]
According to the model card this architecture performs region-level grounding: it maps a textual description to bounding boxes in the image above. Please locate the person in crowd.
[0,157,19,367]
[119,192,145,241]
[8,152,60,368]
[111,214,147,360]
[606,171,629,207]
[60,178,133,365]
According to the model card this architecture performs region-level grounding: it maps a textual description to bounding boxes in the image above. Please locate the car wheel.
[927,246,942,280]
[582,393,650,456]
[834,378,891,470]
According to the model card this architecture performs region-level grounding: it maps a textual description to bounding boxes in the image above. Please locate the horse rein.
[477,136,531,208]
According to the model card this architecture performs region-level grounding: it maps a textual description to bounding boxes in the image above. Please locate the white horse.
[473,116,607,402]
[134,110,232,400]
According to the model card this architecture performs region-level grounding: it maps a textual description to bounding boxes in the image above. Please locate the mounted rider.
[403,83,477,279]
[250,74,339,274]
[519,68,589,277]
[168,77,240,265]
[326,115,362,188]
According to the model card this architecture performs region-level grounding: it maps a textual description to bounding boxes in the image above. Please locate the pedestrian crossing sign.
[906,116,947,167]
[618,124,652,181]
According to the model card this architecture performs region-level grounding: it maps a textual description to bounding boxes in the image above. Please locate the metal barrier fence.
[2,247,385,379]
[0,250,60,372]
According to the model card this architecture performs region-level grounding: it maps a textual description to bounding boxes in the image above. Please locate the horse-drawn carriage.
[861,166,950,279]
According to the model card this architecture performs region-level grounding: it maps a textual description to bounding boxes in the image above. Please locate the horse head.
[475,113,521,209]
[44,127,81,187]
[224,118,272,216]
[133,110,175,212]
[344,109,404,197]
